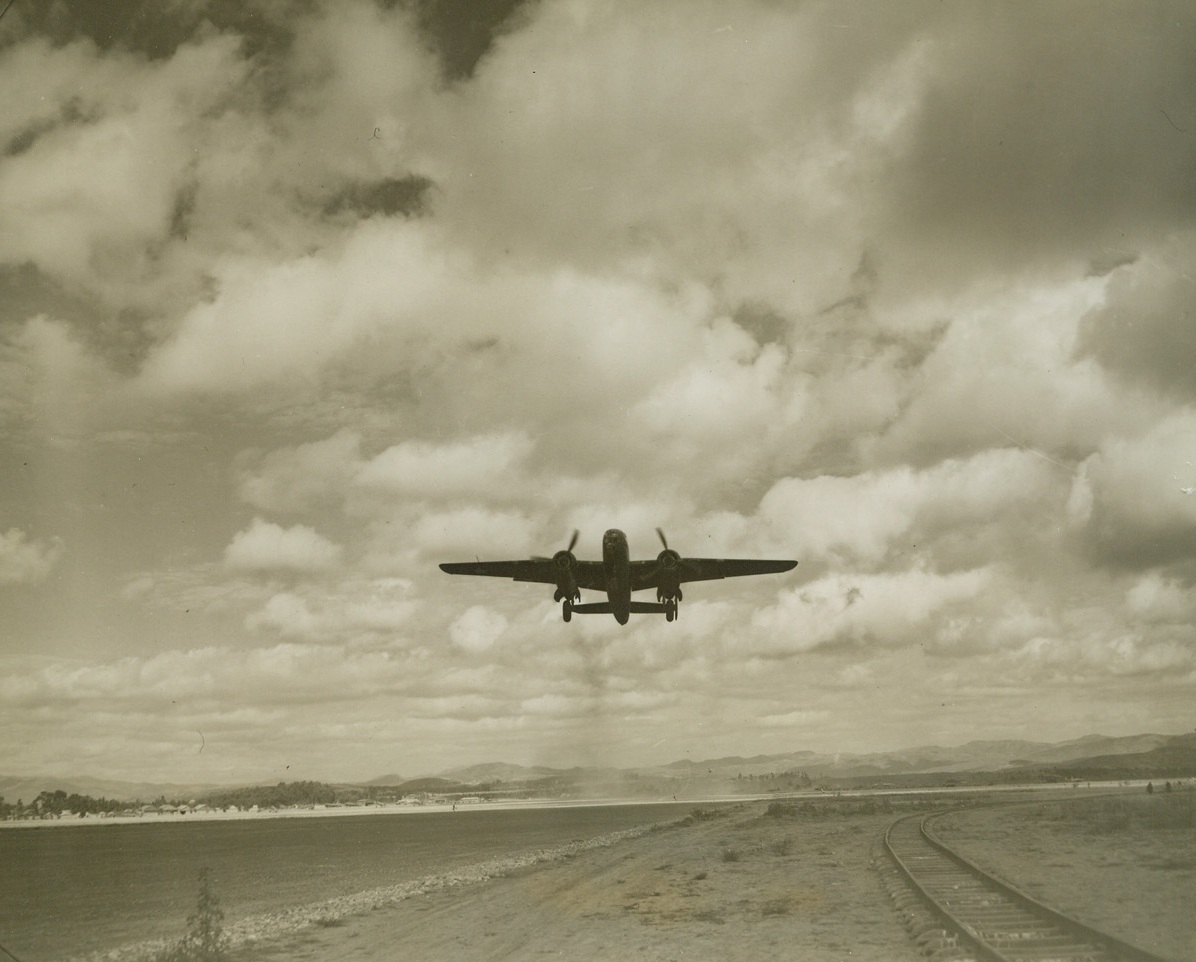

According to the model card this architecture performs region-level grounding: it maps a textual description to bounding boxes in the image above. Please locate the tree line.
[1,789,128,819]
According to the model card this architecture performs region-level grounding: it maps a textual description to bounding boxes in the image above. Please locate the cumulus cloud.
[1079,233,1196,401]
[0,528,63,585]
[751,567,991,655]
[1069,412,1196,569]
[224,519,343,573]
[450,605,508,654]
[356,432,535,500]
[0,34,253,305]
[758,448,1059,569]
[238,430,363,514]
[246,579,417,640]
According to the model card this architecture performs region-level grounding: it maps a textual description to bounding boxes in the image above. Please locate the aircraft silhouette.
[440,528,797,624]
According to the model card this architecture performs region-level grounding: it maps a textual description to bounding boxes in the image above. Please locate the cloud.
[238,430,363,513]
[1079,233,1196,401]
[868,276,1155,466]
[881,2,1196,283]
[0,529,63,585]
[224,518,343,573]
[356,432,535,501]
[1125,573,1196,624]
[246,579,417,640]
[750,567,991,656]
[0,34,252,304]
[1069,412,1196,569]
[758,448,1058,569]
[449,605,509,654]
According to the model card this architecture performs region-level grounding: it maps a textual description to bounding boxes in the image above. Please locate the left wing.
[631,558,796,591]
[439,560,607,591]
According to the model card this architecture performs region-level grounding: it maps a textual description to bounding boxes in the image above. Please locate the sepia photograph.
[1,1,1193,960]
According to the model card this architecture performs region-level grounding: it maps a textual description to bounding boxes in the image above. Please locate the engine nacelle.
[552,549,580,603]
[654,548,683,602]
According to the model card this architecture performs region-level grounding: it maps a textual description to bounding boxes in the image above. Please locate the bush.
[161,868,228,962]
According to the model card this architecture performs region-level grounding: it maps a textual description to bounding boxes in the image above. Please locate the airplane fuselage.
[602,528,632,624]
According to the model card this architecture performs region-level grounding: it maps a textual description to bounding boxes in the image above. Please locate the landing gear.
[562,599,572,622]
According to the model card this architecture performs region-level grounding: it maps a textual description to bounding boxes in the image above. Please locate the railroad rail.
[880,810,1172,962]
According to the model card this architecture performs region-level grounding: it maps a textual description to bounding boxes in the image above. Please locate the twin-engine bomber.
[440,528,797,624]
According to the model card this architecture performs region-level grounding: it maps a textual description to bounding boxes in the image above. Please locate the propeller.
[532,529,580,562]
[655,528,681,569]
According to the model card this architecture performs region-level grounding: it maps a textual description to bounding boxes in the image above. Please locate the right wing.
[630,557,796,590]
[439,560,607,591]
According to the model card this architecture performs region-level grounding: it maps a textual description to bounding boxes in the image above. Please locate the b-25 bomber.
[440,528,796,624]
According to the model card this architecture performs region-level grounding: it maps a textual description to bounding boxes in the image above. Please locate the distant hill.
[632,733,1189,782]
[437,762,562,783]
[1049,732,1196,778]
[7,732,1193,805]
[0,774,226,804]
[361,773,407,786]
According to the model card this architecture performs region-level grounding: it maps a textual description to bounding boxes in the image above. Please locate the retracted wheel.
[562,599,572,622]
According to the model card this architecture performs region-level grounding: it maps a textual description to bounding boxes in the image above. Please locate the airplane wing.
[439,560,607,591]
[631,558,796,591]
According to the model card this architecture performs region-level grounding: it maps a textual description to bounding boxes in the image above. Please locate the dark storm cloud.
[886,2,1196,278]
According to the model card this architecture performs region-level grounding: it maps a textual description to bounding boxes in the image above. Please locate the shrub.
[161,868,228,962]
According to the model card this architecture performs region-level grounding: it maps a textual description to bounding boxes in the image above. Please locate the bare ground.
[933,791,1196,962]
[230,803,923,962]
[161,790,1195,962]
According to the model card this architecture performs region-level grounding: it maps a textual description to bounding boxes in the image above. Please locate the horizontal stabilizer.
[569,602,614,614]
[569,601,672,615]
[627,601,671,613]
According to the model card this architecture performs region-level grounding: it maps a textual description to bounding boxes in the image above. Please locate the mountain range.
[5,732,1192,803]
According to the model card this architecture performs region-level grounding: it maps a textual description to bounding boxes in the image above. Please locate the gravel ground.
[932,791,1195,962]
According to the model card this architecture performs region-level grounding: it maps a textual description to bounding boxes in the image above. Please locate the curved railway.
[880,809,1173,962]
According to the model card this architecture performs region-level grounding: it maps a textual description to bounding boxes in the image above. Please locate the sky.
[1,0,1194,786]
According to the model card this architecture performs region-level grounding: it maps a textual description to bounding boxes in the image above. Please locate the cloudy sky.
[1,0,1194,786]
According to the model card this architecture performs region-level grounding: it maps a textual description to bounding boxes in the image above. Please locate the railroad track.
[879,809,1172,962]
